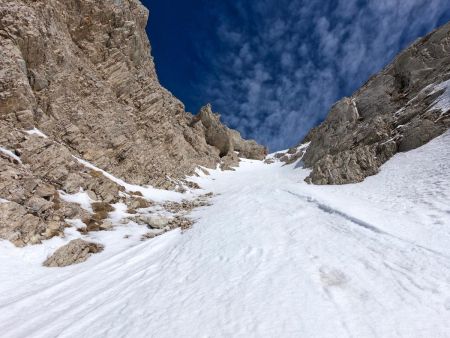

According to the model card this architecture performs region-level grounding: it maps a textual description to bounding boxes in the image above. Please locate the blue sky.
[145,0,450,151]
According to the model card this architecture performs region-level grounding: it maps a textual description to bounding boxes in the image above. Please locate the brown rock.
[193,104,267,160]
[126,197,152,212]
[43,239,104,267]
[0,201,45,246]
[194,104,233,157]
[220,152,240,171]
[229,129,267,160]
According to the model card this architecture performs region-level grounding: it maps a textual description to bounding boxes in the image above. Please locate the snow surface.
[1,132,450,337]
[430,79,450,113]
[25,128,48,138]
[59,189,96,213]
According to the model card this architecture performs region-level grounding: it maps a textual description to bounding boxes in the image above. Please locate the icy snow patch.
[0,146,22,164]
[268,141,311,158]
[108,202,129,224]
[59,189,95,213]
[429,79,450,115]
[65,219,88,229]
[25,128,48,138]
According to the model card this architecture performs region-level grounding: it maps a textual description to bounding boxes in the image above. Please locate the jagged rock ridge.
[300,22,450,184]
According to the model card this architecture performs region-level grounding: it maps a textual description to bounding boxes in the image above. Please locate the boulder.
[43,239,104,267]
[136,215,171,229]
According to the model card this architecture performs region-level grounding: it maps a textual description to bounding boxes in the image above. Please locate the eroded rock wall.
[0,0,223,186]
[0,0,265,246]
[301,22,450,184]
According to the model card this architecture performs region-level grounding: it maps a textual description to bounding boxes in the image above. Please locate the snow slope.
[1,132,450,338]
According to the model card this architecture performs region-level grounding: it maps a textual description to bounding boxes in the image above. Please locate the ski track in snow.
[1,132,450,337]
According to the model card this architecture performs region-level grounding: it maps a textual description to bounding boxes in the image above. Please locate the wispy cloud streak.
[194,0,450,151]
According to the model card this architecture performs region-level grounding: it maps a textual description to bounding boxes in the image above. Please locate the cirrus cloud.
[190,0,450,151]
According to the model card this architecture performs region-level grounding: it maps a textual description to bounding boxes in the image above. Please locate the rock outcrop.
[193,104,233,157]
[0,0,262,188]
[0,0,265,246]
[43,239,104,267]
[192,104,267,160]
[301,22,450,184]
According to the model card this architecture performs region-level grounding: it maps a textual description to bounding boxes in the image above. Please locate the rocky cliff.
[0,0,265,247]
[301,22,450,184]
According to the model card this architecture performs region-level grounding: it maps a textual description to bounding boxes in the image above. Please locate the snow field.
[0,132,450,337]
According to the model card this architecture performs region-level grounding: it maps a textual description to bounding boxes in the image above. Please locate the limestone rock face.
[0,0,265,185]
[194,104,232,157]
[43,239,104,267]
[0,125,118,246]
[193,104,267,160]
[301,22,450,184]
[0,0,265,246]
[0,0,216,186]
[230,129,267,161]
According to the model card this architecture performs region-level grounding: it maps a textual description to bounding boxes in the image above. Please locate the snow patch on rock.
[59,189,95,213]
[25,128,48,138]
[74,156,188,202]
[0,146,22,164]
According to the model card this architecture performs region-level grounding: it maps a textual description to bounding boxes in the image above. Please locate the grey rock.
[136,215,171,229]
[398,118,447,152]
[301,22,450,184]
